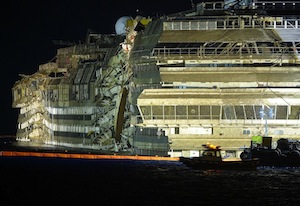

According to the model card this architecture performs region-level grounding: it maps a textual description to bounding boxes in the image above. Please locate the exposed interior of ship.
[11,0,300,158]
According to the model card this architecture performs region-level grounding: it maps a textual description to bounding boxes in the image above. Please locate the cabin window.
[254,106,262,119]
[235,106,245,119]
[176,105,187,119]
[152,106,163,119]
[188,106,199,119]
[215,2,223,9]
[289,106,300,119]
[276,106,287,119]
[206,3,213,9]
[164,106,175,119]
[243,130,251,135]
[223,106,235,120]
[245,105,255,119]
[212,106,220,119]
[140,106,151,120]
[200,105,210,119]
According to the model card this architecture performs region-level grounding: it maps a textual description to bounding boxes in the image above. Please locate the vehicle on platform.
[180,143,259,170]
[240,136,300,167]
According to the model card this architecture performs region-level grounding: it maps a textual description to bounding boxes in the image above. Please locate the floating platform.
[0,151,180,161]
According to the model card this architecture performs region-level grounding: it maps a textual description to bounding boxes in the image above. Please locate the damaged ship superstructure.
[12,1,300,157]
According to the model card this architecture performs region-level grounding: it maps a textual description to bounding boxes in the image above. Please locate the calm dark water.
[1,157,300,205]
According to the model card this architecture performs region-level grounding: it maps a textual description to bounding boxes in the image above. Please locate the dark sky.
[1,0,192,135]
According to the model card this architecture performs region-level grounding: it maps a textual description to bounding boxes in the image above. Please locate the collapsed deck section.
[12,35,133,150]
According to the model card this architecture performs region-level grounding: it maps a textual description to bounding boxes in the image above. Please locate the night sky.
[1,0,192,135]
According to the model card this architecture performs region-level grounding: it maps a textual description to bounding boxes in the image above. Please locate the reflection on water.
[1,157,300,205]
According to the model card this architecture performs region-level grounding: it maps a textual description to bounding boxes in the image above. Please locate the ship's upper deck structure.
[12,1,300,157]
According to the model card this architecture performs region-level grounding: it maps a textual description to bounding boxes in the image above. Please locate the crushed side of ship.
[180,143,259,170]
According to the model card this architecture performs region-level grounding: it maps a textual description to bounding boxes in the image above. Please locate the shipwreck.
[12,0,300,158]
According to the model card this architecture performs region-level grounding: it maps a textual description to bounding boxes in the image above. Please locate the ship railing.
[267,19,300,29]
[139,118,300,126]
[253,1,300,9]
[163,18,300,30]
[152,46,298,59]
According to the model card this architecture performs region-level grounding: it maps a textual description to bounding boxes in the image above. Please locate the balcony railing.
[163,18,300,31]
[152,45,298,59]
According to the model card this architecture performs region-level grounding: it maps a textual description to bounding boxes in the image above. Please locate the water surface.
[1,157,299,205]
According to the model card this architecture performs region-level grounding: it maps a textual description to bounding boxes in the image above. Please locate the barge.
[241,136,300,166]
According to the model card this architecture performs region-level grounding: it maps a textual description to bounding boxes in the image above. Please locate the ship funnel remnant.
[12,1,300,157]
